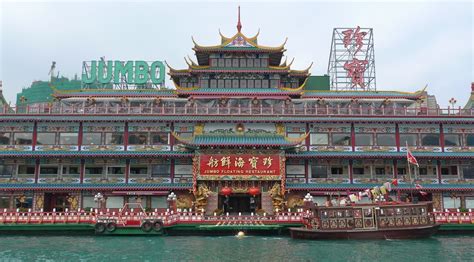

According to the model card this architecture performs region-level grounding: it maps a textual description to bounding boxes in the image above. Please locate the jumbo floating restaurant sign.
[197,154,283,180]
[81,60,165,87]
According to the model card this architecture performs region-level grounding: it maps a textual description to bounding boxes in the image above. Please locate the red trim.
[437,160,442,184]
[78,122,83,150]
[393,159,398,179]
[170,159,175,183]
[125,159,130,184]
[80,159,85,184]
[124,122,129,150]
[440,123,445,152]
[304,159,309,184]
[395,123,400,152]
[349,160,353,184]
[34,159,40,183]
[32,121,38,150]
[351,123,355,151]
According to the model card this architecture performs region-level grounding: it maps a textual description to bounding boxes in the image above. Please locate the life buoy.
[95,222,106,234]
[153,220,164,232]
[106,222,117,232]
[141,221,153,232]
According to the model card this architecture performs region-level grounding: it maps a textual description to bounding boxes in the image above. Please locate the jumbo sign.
[81,60,165,85]
[199,154,281,178]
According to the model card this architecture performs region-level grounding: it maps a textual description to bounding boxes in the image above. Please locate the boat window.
[379,209,385,216]
[403,208,410,215]
[321,211,328,219]
[353,209,362,218]
[363,209,372,217]
[328,211,335,218]
[420,208,426,215]
[337,211,344,218]
[411,208,419,215]
[345,210,352,217]
[386,208,395,216]
[396,208,402,215]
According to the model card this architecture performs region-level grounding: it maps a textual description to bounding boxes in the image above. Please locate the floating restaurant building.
[0,13,473,215]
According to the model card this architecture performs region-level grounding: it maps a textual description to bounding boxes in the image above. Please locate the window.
[466,197,474,209]
[151,133,168,145]
[130,166,148,175]
[441,166,457,176]
[443,196,461,209]
[0,133,10,145]
[105,133,124,145]
[85,166,103,175]
[107,167,125,176]
[18,165,35,175]
[397,168,407,175]
[128,132,148,145]
[151,196,167,209]
[106,196,123,208]
[82,196,96,209]
[40,166,58,175]
[310,133,328,145]
[0,196,10,209]
[353,167,365,175]
[62,166,80,175]
[83,133,102,145]
[151,164,170,177]
[400,134,417,146]
[375,167,386,175]
[377,134,396,146]
[421,134,440,146]
[59,133,78,145]
[332,134,351,146]
[311,166,328,178]
[464,166,474,179]
[0,164,13,177]
[444,134,460,146]
[467,134,474,146]
[355,134,373,146]
[14,133,33,145]
[36,133,56,145]
[331,167,343,175]
[419,166,436,176]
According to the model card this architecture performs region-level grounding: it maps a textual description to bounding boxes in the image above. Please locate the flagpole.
[406,141,414,203]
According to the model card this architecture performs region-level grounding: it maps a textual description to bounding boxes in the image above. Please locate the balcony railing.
[1,104,473,117]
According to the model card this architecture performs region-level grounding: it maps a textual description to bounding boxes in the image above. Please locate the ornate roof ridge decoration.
[184,57,210,70]
[303,86,426,97]
[279,75,310,93]
[284,132,308,144]
[191,34,287,52]
[272,57,295,70]
[288,62,313,75]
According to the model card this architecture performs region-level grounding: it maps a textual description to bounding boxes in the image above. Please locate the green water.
[0,235,472,261]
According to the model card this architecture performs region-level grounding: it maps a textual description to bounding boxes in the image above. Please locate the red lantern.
[248,186,260,196]
[220,186,232,196]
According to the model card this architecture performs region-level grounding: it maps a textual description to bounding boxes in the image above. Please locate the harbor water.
[0,235,472,261]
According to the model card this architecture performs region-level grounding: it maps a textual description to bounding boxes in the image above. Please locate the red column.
[170,159,175,183]
[34,158,40,183]
[440,123,445,152]
[169,122,175,183]
[393,159,398,179]
[349,160,353,184]
[305,123,310,151]
[437,160,442,184]
[32,121,38,151]
[124,122,129,151]
[78,122,83,151]
[125,159,130,184]
[304,159,309,183]
[395,123,400,152]
[80,159,85,184]
[351,123,355,152]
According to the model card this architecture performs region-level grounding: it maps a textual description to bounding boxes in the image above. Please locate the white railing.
[1,104,473,117]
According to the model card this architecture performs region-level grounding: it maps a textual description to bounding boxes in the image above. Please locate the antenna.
[48,61,56,80]
[237,6,242,32]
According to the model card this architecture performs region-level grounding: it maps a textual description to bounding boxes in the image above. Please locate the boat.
[290,201,439,240]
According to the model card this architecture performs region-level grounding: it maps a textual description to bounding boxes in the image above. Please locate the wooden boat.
[290,201,439,240]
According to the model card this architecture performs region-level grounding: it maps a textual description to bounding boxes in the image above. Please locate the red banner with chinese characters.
[199,154,281,177]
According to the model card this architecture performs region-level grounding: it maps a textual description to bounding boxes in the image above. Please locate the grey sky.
[1,1,472,107]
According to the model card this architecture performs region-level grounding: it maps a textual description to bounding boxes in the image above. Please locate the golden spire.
[237,6,242,32]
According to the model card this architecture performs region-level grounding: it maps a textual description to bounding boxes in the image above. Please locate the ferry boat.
[290,202,440,240]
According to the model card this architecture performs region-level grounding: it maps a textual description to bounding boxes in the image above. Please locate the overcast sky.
[1,1,472,107]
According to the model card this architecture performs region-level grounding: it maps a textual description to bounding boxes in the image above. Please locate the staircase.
[205,194,219,215]
[261,192,274,215]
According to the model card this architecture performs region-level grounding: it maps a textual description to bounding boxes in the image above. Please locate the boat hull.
[290,225,440,240]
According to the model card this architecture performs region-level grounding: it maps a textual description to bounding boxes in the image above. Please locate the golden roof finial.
[237,6,242,32]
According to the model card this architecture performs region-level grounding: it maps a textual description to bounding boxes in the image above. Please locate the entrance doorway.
[44,193,70,212]
[219,193,261,214]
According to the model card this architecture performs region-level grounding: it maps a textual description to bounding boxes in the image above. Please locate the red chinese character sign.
[328,26,376,91]
[196,154,283,180]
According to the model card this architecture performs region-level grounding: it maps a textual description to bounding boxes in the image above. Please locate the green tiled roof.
[55,88,176,97]
[303,90,422,98]
[287,151,474,158]
[178,88,299,94]
[286,183,474,191]
[0,183,192,190]
[185,134,297,147]
[0,151,192,158]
